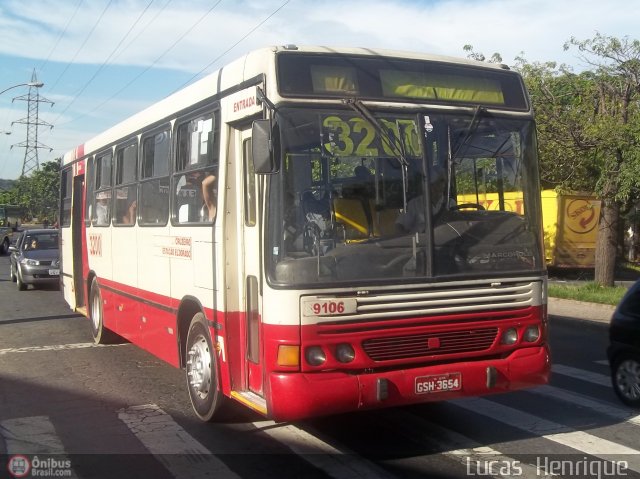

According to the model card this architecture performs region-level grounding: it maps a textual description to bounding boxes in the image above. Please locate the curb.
[547,297,614,324]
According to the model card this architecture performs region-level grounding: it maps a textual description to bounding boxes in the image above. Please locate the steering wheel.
[451,203,485,211]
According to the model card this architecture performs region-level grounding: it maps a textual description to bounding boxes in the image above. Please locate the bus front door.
[226,126,264,399]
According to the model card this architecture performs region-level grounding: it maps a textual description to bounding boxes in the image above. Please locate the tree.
[562,34,640,286]
[0,159,61,223]
[515,34,640,286]
[469,35,640,285]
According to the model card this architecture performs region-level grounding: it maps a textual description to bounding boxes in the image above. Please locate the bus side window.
[173,110,219,225]
[113,142,138,226]
[93,150,113,227]
[139,129,170,226]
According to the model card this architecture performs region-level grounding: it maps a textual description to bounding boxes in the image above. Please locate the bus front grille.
[362,327,499,361]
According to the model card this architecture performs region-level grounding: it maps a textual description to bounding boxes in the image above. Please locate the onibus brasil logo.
[6,455,72,478]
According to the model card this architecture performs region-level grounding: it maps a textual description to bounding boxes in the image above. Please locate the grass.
[548,282,629,306]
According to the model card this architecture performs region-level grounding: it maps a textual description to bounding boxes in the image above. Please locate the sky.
[0,0,638,180]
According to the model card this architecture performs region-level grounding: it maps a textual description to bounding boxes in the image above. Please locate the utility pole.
[11,70,54,176]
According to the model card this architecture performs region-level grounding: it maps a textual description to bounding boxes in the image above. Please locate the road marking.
[1,416,67,454]
[552,364,611,386]
[381,409,543,479]
[1,416,78,478]
[530,385,640,426]
[454,397,640,471]
[118,404,239,479]
[253,420,394,479]
[0,342,128,355]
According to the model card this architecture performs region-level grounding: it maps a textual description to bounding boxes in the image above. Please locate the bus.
[60,45,550,422]
[0,204,22,254]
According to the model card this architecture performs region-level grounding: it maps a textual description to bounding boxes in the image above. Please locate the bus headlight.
[523,325,540,342]
[500,328,518,345]
[335,343,355,363]
[305,346,326,366]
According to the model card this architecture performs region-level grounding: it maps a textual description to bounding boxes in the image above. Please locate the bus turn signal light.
[277,345,300,367]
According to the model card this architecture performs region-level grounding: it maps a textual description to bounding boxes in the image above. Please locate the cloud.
[0,0,637,179]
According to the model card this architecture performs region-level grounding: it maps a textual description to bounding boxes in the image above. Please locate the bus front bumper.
[268,345,550,422]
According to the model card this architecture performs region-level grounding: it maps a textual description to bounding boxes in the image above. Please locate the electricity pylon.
[11,70,54,176]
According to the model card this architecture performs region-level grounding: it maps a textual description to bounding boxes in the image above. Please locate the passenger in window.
[95,197,110,225]
[121,200,137,224]
[201,173,217,222]
[176,170,217,223]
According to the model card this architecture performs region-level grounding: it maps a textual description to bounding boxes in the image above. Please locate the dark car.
[9,228,60,291]
[607,279,640,408]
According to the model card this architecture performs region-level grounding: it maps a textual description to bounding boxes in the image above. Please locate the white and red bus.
[60,45,550,422]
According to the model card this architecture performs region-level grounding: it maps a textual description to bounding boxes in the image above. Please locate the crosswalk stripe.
[530,385,640,426]
[253,420,394,479]
[118,404,240,479]
[454,397,640,471]
[382,409,544,479]
[1,416,77,477]
[1,416,67,455]
[553,364,611,386]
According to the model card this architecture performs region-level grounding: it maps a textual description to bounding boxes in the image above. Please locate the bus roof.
[63,45,518,166]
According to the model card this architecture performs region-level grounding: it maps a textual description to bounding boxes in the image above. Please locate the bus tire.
[89,277,119,344]
[185,312,227,421]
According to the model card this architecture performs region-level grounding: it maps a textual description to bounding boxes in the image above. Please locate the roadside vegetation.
[548,263,638,305]
[548,282,629,306]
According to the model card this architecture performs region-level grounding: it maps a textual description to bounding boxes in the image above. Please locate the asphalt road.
[1,254,638,479]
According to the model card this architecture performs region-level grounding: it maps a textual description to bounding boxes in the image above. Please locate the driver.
[396,178,455,234]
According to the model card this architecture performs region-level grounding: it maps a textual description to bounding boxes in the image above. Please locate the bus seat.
[370,201,398,236]
[333,198,369,240]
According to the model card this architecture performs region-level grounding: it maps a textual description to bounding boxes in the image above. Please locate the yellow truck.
[540,190,600,268]
[458,190,600,268]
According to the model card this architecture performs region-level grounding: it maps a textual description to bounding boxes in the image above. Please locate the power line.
[48,0,114,93]
[51,0,156,124]
[38,0,84,75]
[109,0,173,64]
[58,0,222,127]
[177,0,291,91]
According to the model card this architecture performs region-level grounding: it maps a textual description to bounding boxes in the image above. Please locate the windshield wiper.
[452,105,486,159]
[342,98,410,209]
[342,98,409,167]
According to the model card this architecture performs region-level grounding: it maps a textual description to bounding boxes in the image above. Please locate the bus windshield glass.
[266,107,543,287]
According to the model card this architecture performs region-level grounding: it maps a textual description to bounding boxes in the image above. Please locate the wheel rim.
[91,287,102,333]
[187,334,212,400]
[616,359,640,401]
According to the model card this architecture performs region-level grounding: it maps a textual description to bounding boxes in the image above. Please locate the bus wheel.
[89,277,118,344]
[185,312,227,421]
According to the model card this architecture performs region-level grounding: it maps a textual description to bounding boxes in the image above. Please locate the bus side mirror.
[252,119,278,174]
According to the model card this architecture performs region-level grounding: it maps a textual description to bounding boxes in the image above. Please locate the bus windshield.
[266,107,544,287]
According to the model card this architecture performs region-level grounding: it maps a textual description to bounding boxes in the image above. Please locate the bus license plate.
[415,373,462,394]
[49,269,60,276]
